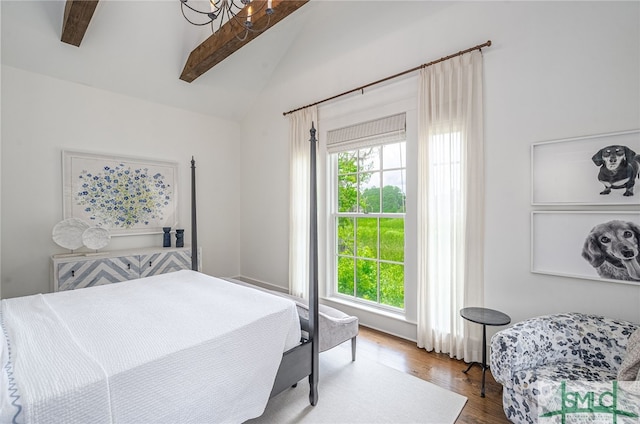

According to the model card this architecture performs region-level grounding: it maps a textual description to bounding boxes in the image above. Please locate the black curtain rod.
[283,40,492,117]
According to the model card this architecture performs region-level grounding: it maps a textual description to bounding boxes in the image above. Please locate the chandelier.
[180,0,274,38]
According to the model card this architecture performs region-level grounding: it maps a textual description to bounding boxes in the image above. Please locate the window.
[328,114,407,311]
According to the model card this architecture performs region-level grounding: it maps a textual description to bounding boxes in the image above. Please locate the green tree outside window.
[334,142,406,309]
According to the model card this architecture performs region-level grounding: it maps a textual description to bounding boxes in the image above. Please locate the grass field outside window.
[333,142,406,310]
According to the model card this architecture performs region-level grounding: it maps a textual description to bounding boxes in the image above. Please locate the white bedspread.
[0,270,301,424]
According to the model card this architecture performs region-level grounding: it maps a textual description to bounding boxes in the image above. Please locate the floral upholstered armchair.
[490,312,639,424]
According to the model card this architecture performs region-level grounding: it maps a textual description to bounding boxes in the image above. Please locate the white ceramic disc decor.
[52,218,90,250]
[82,227,111,250]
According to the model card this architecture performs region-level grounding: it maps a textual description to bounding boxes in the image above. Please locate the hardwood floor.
[344,325,510,424]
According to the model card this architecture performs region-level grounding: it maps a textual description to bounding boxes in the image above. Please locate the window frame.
[318,75,418,323]
[328,139,407,313]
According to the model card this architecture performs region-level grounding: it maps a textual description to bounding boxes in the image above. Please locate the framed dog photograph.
[531,211,640,285]
[531,130,640,205]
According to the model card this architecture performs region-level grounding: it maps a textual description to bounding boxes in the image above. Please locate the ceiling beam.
[61,0,99,47]
[180,0,309,83]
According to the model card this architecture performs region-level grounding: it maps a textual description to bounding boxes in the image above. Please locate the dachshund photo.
[591,145,640,196]
[582,220,640,282]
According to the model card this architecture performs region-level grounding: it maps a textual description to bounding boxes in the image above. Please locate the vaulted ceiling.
[59,0,309,83]
[2,1,452,122]
[1,0,316,121]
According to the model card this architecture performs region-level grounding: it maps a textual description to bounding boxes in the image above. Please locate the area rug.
[249,346,467,423]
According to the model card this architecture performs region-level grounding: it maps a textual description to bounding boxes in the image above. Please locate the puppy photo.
[591,145,640,196]
[582,220,640,282]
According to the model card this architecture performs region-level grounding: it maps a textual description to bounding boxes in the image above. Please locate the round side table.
[460,307,511,397]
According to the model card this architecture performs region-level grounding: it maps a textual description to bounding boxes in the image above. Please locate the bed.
[0,125,321,423]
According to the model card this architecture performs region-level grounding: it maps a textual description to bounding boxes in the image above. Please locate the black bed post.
[308,122,319,406]
[191,156,198,272]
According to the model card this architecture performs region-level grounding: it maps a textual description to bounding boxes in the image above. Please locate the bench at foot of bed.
[223,277,359,360]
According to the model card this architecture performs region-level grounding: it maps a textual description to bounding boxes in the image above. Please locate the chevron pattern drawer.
[56,257,139,291]
[52,247,199,292]
[139,251,192,278]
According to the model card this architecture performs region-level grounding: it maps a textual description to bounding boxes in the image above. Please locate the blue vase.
[163,227,172,247]
[175,229,185,248]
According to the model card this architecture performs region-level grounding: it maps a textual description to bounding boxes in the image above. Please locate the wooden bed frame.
[190,123,320,406]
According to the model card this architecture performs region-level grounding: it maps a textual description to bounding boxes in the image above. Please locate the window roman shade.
[326,113,406,153]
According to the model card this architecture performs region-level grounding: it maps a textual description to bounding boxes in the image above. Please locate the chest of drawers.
[51,247,200,291]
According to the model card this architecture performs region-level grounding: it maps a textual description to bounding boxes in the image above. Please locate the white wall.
[1,66,242,298]
[0,2,3,299]
[0,36,2,300]
[239,1,640,339]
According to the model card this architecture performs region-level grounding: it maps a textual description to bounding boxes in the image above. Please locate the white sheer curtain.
[288,106,318,299]
[416,50,484,362]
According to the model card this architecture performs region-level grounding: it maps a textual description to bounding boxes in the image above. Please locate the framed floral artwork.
[63,151,179,236]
